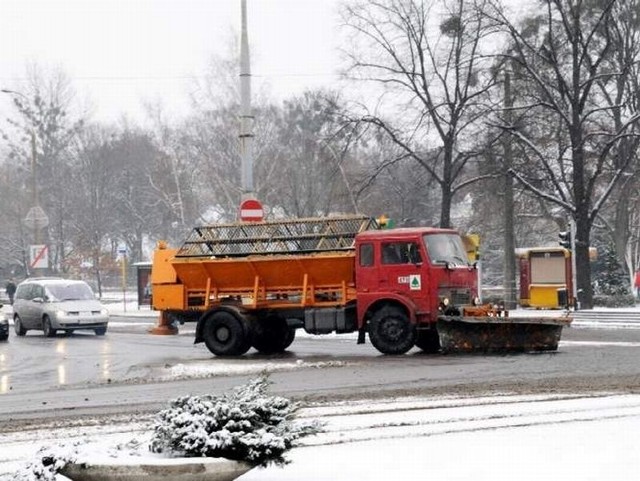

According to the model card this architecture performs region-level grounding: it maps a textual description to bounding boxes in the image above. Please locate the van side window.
[33,285,44,300]
[359,243,374,267]
[382,242,422,265]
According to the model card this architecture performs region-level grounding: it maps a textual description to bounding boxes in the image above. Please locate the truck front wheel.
[203,311,251,356]
[369,306,416,355]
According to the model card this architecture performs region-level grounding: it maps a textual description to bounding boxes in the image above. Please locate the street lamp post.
[2,89,49,274]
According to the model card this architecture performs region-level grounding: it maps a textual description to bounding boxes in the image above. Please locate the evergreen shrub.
[149,375,321,466]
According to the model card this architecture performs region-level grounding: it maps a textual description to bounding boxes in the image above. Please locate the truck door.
[378,240,428,301]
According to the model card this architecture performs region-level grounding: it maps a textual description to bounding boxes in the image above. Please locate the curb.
[60,458,253,481]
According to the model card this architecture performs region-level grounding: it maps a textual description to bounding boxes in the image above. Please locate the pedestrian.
[5,278,16,305]
[635,271,640,300]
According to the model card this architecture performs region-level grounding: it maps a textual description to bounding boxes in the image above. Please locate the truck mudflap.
[436,315,572,353]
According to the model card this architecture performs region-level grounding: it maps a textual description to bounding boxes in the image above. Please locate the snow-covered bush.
[14,443,79,481]
[149,375,321,466]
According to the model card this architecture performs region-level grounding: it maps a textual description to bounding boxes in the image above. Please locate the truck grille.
[439,288,471,306]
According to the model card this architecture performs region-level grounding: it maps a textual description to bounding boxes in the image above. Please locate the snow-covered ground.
[3,392,640,480]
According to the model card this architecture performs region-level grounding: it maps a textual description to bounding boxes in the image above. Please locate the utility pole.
[502,72,517,309]
[238,0,264,222]
[239,0,254,199]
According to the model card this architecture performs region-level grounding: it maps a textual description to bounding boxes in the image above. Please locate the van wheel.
[94,327,107,336]
[369,306,415,355]
[14,316,27,336]
[43,316,57,338]
[203,311,251,356]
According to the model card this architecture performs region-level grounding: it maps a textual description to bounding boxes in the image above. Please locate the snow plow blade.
[436,315,572,353]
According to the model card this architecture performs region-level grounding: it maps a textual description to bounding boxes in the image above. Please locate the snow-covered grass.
[4,392,640,480]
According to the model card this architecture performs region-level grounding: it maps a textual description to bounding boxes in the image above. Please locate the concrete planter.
[60,457,254,481]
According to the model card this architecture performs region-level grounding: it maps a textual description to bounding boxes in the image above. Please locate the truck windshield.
[423,233,468,266]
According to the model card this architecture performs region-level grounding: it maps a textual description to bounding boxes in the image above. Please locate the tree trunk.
[440,143,454,229]
[614,181,632,279]
[575,209,593,309]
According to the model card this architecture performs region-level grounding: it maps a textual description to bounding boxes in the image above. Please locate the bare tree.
[1,65,85,274]
[66,125,121,294]
[592,0,640,286]
[341,0,500,227]
[263,90,356,217]
[489,0,640,308]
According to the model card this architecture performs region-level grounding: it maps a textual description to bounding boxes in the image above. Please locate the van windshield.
[46,283,95,302]
[423,233,468,266]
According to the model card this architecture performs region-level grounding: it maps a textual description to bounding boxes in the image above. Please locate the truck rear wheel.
[251,315,295,354]
[203,311,251,356]
[369,306,416,355]
[415,329,441,353]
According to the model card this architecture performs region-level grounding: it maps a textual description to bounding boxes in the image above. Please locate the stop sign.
[239,198,264,222]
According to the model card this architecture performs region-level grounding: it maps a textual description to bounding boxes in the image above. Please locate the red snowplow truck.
[151,215,571,356]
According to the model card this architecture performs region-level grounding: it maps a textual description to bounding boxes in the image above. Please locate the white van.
[13,278,109,337]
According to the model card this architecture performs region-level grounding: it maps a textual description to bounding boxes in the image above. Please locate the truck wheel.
[283,327,296,350]
[369,306,416,355]
[203,311,251,356]
[251,315,295,354]
[415,329,441,353]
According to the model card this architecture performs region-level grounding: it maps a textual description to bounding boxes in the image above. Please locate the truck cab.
[354,228,478,354]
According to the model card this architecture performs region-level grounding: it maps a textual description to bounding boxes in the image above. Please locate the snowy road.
[2,322,640,421]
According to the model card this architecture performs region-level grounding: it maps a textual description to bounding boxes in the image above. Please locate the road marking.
[561,340,640,347]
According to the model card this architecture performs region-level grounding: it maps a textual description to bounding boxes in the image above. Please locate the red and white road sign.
[239,198,264,222]
[29,244,49,269]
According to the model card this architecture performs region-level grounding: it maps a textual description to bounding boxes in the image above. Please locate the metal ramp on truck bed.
[176,214,377,258]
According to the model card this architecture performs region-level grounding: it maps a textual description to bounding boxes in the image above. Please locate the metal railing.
[176,215,377,258]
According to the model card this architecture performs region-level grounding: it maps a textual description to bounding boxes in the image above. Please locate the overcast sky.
[0,0,342,123]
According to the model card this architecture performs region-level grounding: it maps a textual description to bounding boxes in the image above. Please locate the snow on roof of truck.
[356,227,460,240]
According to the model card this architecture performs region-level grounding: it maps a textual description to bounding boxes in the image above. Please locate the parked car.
[13,278,109,337]
[0,308,8,341]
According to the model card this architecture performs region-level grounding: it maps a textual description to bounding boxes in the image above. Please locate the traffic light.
[559,231,572,249]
